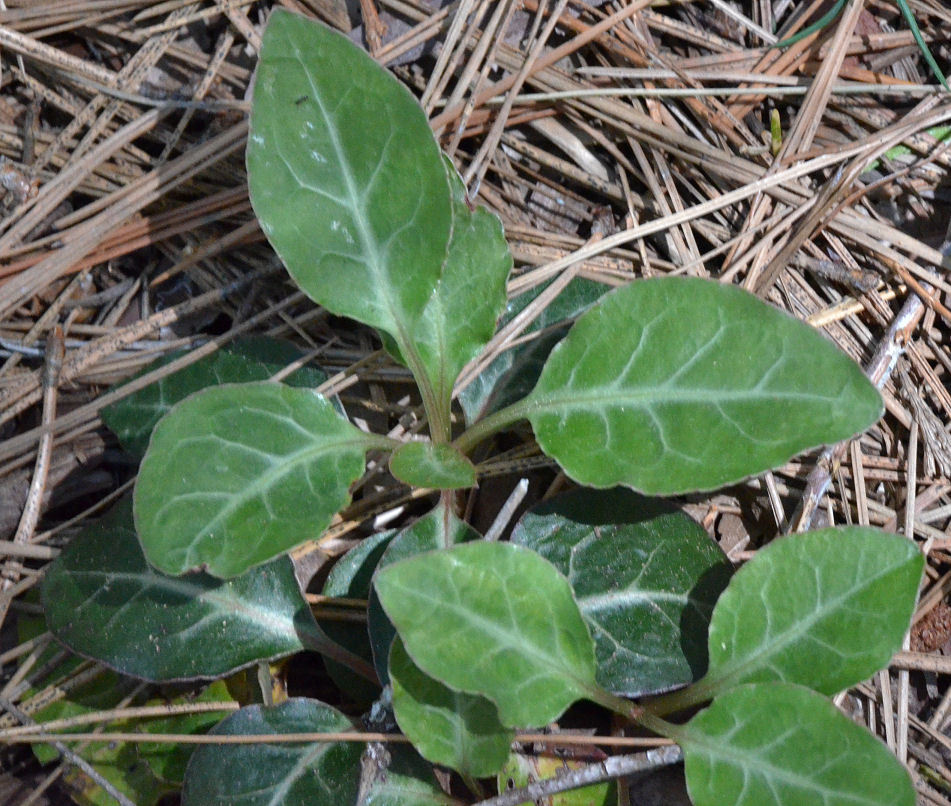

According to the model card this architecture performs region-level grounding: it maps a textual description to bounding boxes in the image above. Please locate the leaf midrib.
[154,433,369,560]
[389,576,596,702]
[524,385,846,417]
[71,569,300,643]
[684,729,886,806]
[289,34,398,334]
[703,557,907,692]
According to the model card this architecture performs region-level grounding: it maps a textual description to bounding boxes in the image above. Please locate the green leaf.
[520,277,883,494]
[101,337,330,459]
[696,527,923,700]
[512,488,732,696]
[368,504,480,685]
[459,276,608,425]
[498,753,617,806]
[389,441,476,489]
[407,160,511,413]
[137,682,237,785]
[362,745,462,805]
[182,699,364,806]
[374,541,599,728]
[320,529,395,704]
[42,498,320,682]
[247,9,452,342]
[390,636,513,777]
[679,683,915,806]
[134,382,377,577]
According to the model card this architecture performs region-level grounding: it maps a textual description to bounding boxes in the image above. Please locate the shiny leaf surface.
[182,699,363,805]
[512,488,731,695]
[43,499,316,682]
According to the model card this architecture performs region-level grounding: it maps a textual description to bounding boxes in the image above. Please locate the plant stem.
[586,685,685,743]
[299,621,378,684]
[452,400,528,455]
[642,677,717,717]
[396,328,452,444]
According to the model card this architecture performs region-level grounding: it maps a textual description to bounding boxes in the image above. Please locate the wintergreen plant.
[40,9,924,805]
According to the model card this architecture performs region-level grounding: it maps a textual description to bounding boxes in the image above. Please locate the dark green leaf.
[362,745,462,805]
[101,337,329,459]
[390,636,513,777]
[182,699,363,805]
[389,441,476,490]
[368,504,480,685]
[320,530,395,704]
[680,683,915,806]
[137,681,236,785]
[521,277,882,494]
[134,382,376,577]
[375,542,599,727]
[458,277,607,425]
[696,526,923,698]
[247,9,452,342]
[512,488,732,696]
[43,498,319,682]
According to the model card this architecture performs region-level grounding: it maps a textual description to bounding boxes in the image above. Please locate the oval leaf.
[368,504,480,685]
[522,277,883,494]
[408,160,511,409]
[101,337,330,459]
[182,699,363,806]
[248,9,452,340]
[698,527,923,698]
[320,529,395,703]
[680,683,915,806]
[389,441,476,489]
[134,382,376,578]
[512,488,732,696]
[390,636,513,777]
[42,498,315,682]
[374,541,598,728]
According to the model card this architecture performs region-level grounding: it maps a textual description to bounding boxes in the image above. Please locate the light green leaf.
[519,277,882,494]
[389,441,476,489]
[368,504,480,685]
[390,636,513,777]
[511,488,732,696]
[247,9,452,341]
[101,337,330,459]
[498,753,617,806]
[134,382,378,578]
[374,541,599,727]
[42,498,324,682]
[680,683,915,806]
[408,160,511,414]
[695,527,923,701]
[182,699,364,805]
[137,681,237,785]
